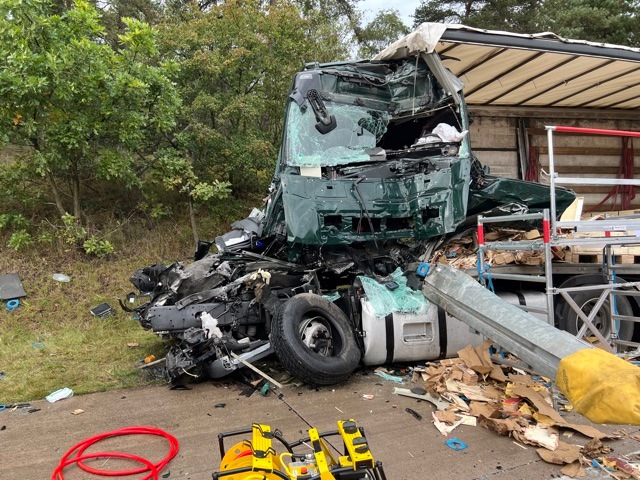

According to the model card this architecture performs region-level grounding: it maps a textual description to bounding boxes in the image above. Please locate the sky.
[358,0,423,28]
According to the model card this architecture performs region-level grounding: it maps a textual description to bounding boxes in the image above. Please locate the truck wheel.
[271,293,361,386]
[555,274,635,343]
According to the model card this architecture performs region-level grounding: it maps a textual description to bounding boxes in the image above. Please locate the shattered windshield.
[284,102,390,167]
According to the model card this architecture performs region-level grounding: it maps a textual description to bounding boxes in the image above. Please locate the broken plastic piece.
[445,438,468,450]
[6,299,19,311]
[90,302,112,318]
[374,371,404,384]
[405,408,423,421]
[46,387,73,403]
[416,263,429,278]
[52,273,71,282]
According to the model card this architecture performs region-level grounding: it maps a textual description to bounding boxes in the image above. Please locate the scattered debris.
[71,409,85,415]
[46,387,73,403]
[126,342,139,348]
[582,438,613,458]
[405,407,423,421]
[362,394,375,400]
[0,372,5,379]
[374,370,405,384]
[444,437,468,451]
[0,273,27,300]
[6,299,19,311]
[52,273,71,283]
[90,302,113,318]
[391,343,629,477]
[393,387,450,410]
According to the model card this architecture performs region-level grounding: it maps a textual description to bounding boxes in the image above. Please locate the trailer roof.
[375,23,640,111]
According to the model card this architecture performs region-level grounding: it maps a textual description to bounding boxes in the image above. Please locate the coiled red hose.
[51,426,179,480]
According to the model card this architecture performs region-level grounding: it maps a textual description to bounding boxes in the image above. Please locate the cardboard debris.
[470,401,501,419]
[405,343,618,477]
[432,411,464,436]
[457,345,493,375]
[560,461,586,478]
[582,438,612,458]
[517,424,559,450]
[478,416,526,436]
[536,441,581,464]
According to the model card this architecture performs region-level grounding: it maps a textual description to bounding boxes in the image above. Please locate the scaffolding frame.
[477,125,640,351]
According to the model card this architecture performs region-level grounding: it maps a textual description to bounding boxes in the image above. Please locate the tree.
[0,0,179,227]
[540,0,640,47]
[413,0,484,26]
[157,0,347,200]
[412,0,640,47]
[358,9,410,58]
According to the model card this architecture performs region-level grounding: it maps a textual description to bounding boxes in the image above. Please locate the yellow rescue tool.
[213,419,387,480]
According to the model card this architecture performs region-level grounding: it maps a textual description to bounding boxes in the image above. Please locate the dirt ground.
[2,371,639,480]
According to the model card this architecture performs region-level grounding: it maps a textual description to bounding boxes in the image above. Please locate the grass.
[0,201,254,403]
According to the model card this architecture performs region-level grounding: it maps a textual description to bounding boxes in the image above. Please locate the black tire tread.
[271,293,360,386]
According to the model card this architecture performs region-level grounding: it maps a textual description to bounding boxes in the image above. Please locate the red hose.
[51,426,179,480]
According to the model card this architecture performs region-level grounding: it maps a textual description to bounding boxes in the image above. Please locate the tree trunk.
[188,191,200,244]
[46,170,67,216]
[71,158,82,224]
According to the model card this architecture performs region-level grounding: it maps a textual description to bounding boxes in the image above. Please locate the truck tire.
[555,274,635,342]
[271,293,361,386]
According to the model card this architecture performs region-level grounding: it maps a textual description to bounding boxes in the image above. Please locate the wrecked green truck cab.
[263,55,472,245]
[128,44,574,387]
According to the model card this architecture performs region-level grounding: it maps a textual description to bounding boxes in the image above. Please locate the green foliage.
[412,0,640,46]
[82,237,115,257]
[540,0,640,47]
[61,213,87,245]
[0,0,180,222]
[0,213,29,230]
[7,230,33,251]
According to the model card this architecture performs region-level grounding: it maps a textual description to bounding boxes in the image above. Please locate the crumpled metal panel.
[281,157,470,245]
[468,176,576,218]
[422,263,592,379]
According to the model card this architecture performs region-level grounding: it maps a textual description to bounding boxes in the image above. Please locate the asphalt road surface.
[2,371,639,479]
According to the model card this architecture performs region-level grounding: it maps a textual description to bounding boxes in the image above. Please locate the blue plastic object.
[416,263,429,278]
[445,437,468,451]
[6,299,19,311]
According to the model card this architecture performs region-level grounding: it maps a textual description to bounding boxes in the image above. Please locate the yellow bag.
[556,348,640,425]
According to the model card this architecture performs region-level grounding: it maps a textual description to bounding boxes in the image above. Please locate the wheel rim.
[574,298,611,337]
[299,314,334,356]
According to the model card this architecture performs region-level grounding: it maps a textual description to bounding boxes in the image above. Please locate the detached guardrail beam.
[422,263,592,379]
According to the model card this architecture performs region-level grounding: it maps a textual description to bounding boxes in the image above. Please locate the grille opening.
[352,217,381,233]
[324,215,343,228]
[386,217,413,231]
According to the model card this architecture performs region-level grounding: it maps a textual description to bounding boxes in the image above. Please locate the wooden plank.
[565,253,639,265]
[572,245,640,255]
